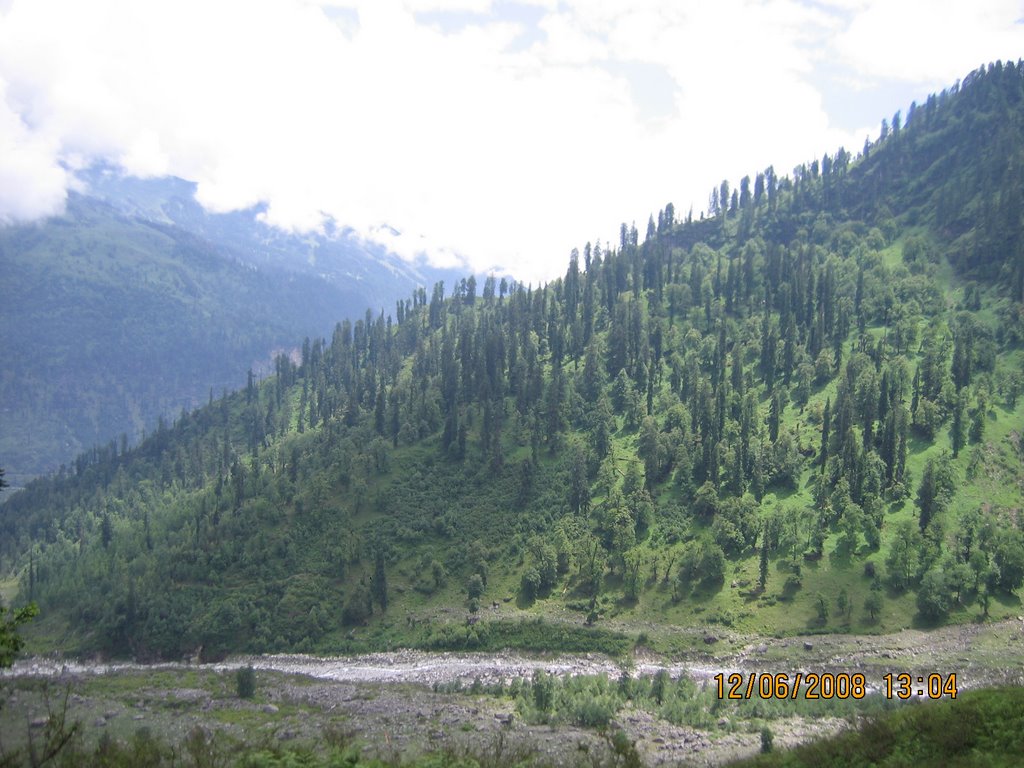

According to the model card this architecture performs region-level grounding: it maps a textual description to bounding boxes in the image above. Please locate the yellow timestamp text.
[883,673,958,700]
[712,672,958,700]
[714,672,866,700]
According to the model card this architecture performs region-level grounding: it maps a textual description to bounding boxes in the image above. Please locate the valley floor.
[3,618,1024,766]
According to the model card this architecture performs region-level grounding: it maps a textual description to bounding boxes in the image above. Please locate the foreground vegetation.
[737,686,1024,767]
[3,62,1024,660]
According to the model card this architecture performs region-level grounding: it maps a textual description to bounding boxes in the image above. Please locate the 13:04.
[883,673,957,699]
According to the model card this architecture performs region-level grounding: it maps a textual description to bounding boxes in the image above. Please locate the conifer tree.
[917,459,939,532]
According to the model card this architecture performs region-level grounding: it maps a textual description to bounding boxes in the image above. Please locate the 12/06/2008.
[713,672,958,700]
[714,672,867,699]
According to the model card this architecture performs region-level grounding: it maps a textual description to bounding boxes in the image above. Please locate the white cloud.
[835,0,1024,87]
[403,0,493,11]
[0,76,67,223]
[0,0,1020,284]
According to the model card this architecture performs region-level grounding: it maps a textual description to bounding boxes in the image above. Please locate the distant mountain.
[0,171,468,487]
[79,166,464,310]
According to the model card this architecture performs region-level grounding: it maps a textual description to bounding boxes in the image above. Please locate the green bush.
[236,665,256,699]
[531,670,554,715]
[571,694,617,728]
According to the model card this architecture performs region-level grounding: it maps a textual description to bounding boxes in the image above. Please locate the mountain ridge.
[78,165,464,300]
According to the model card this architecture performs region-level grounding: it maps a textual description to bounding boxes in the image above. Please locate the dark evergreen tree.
[916,459,940,532]
[372,550,388,613]
[819,397,831,470]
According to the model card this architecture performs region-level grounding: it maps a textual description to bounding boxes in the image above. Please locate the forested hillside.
[2,62,1023,661]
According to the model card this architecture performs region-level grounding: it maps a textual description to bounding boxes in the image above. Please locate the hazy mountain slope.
[1,195,368,486]
[3,62,1023,661]
[0,175,466,486]
[80,167,469,310]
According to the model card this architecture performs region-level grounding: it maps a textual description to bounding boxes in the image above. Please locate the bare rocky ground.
[1,671,837,767]
[4,617,1024,766]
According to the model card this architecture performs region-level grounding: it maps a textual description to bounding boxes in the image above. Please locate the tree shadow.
[603,572,624,592]
[828,544,855,570]
[689,578,725,602]
[805,614,829,631]
[908,433,933,455]
[910,612,946,629]
[767,483,800,501]
[994,591,1022,609]
[781,577,802,601]
[565,580,598,599]
[741,585,766,603]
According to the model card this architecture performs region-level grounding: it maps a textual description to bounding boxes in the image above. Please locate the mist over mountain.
[0,169,469,487]
[79,166,466,301]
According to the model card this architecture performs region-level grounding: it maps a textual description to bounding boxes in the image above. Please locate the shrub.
[532,670,554,715]
[236,665,256,699]
[520,567,541,600]
[572,694,617,728]
[917,568,951,620]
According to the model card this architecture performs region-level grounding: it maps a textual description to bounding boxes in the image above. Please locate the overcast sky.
[1,0,1022,283]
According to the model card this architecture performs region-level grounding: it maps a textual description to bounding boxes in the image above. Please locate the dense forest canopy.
[2,61,1023,660]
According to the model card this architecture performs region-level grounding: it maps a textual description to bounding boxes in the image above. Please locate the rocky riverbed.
[4,618,1024,766]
